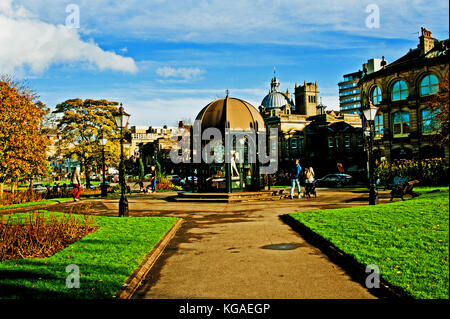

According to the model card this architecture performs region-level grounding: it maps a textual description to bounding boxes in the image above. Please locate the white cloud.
[12,0,449,46]
[156,67,205,80]
[0,0,138,74]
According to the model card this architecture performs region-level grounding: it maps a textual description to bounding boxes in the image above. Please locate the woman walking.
[304,166,316,198]
[71,166,82,201]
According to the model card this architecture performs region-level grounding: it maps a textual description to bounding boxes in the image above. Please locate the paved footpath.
[7,188,391,299]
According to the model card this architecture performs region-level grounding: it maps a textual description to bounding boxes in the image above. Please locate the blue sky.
[1,0,448,126]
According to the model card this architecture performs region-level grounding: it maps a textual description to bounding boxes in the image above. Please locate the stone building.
[259,76,363,176]
[129,125,179,158]
[358,27,449,163]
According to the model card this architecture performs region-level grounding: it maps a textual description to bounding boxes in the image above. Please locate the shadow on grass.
[0,268,65,299]
[279,214,412,300]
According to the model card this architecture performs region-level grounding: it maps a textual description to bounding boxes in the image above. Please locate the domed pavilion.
[192,93,267,193]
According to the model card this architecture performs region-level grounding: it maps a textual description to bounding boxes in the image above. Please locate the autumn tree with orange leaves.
[427,71,449,146]
[0,76,50,199]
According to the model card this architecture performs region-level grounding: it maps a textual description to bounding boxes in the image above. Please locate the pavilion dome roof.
[195,95,266,131]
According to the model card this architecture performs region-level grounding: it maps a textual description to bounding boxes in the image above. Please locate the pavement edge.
[116,218,184,299]
[280,214,411,300]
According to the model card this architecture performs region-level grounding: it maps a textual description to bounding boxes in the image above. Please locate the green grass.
[0,211,178,299]
[289,187,449,299]
[0,198,73,211]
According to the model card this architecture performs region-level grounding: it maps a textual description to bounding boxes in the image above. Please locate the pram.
[304,180,317,198]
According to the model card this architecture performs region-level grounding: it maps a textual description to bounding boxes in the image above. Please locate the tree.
[427,71,449,146]
[0,76,50,198]
[52,99,124,188]
[138,157,145,188]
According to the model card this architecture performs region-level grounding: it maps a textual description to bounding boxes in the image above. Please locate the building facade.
[129,125,179,158]
[358,27,449,163]
[259,76,363,177]
[338,59,385,115]
[338,71,362,114]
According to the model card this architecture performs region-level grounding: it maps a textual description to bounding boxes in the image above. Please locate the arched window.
[420,74,439,96]
[374,114,384,137]
[392,111,410,136]
[371,86,382,105]
[422,107,440,133]
[391,80,408,101]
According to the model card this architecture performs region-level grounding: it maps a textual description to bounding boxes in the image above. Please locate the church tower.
[294,81,319,116]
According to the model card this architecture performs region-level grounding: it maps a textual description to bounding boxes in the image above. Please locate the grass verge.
[0,198,73,211]
[0,211,178,299]
[288,187,449,299]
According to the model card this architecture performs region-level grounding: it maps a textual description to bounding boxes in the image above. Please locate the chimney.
[419,27,435,55]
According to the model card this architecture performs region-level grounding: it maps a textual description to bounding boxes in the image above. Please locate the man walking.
[290,159,302,199]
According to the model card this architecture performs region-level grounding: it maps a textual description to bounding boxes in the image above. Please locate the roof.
[195,96,266,131]
[360,38,449,83]
[261,91,293,109]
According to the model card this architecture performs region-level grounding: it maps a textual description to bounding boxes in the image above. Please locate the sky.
[1,0,449,126]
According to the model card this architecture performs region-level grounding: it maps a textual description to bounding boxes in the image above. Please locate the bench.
[390,178,420,201]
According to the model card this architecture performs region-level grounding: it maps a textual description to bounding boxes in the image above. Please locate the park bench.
[390,177,420,201]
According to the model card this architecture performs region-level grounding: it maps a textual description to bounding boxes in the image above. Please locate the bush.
[1,190,45,206]
[0,211,97,261]
[375,158,449,186]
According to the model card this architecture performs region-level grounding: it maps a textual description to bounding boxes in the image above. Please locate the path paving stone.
[4,188,393,298]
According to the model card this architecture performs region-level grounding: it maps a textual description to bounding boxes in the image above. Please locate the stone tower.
[294,81,319,115]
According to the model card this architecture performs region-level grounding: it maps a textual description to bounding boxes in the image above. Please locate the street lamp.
[99,132,108,197]
[362,101,379,205]
[114,103,130,217]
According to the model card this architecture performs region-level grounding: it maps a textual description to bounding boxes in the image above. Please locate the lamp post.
[362,101,379,205]
[114,104,130,217]
[99,132,108,197]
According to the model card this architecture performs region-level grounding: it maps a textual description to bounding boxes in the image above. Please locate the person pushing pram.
[303,166,316,198]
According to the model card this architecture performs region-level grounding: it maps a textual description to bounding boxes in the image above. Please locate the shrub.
[375,158,449,186]
[0,211,97,261]
[0,190,45,206]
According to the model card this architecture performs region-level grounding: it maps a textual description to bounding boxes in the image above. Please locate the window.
[344,136,351,149]
[372,86,382,105]
[341,96,361,103]
[420,74,439,96]
[328,137,334,148]
[422,108,440,133]
[374,114,384,137]
[299,139,304,152]
[291,139,298,149]
[392,111,410,136]
[391,80,408,101]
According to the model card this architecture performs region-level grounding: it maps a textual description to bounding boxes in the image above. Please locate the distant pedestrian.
[304,166,316,198]
[290,159,302,199]
[71,166,82,202]
[149,165,157,193]
[337,162,344,173]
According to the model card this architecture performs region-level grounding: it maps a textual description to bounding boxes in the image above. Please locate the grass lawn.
[289,187,449,299]
[0,211,178,299]
[0,198,73,211]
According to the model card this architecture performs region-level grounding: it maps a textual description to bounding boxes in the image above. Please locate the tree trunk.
[0,182,3,202]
